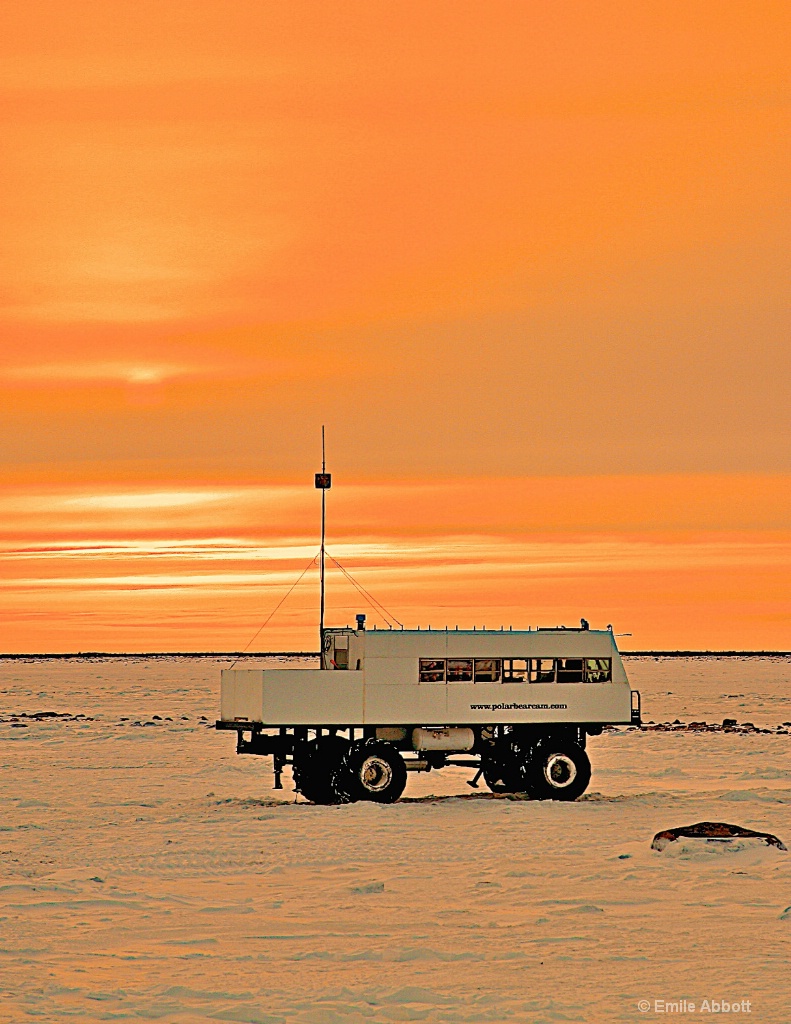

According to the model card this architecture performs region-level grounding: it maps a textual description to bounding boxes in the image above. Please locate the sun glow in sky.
[1,1,789,651]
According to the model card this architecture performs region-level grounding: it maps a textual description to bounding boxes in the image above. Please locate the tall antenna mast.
[314,426,331,666]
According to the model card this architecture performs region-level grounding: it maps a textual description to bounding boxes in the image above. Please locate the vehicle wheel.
[293,735,351,804]
[526,739,591,801]
[481,756,521,794]
[481,735,532,794]
[340,739,407,803]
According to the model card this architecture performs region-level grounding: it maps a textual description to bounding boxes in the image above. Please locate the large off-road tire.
[481,755,522,794]
[481,734,533,794]
[293,735,351,804]
[339,739,407,803]
[525,739,591,801]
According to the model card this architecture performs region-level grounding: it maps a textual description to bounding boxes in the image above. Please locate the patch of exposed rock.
[651,821,787,852]
[604,719,790,734]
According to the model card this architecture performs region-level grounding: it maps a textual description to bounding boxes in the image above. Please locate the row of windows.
[418,657,612,684]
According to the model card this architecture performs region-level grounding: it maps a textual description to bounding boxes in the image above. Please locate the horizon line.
[1,650,790,660]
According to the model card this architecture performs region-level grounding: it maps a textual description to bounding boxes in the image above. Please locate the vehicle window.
[530,658,556,683]
[557,658,584,683]
[503,658,528,682]
[447,659,473,682]
[585,658,612,682]
[474,659,501,682]
[419,658,445,682]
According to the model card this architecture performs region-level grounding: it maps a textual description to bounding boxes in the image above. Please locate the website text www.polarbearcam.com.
[469,703,568,711]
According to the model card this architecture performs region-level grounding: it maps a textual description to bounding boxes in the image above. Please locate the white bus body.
[221,626,632,727]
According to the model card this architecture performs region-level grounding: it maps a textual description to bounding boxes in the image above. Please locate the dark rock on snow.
[652,821,787,852]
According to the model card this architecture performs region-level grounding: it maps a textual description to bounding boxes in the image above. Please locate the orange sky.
[1,2,789,651]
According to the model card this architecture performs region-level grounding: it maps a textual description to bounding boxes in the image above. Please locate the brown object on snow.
[651,821,787,852]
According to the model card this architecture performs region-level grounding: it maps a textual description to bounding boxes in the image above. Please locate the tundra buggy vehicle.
[217,619,641,803]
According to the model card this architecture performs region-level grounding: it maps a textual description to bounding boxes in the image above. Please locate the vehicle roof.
[326,625,609,632]
[327,626,621,658]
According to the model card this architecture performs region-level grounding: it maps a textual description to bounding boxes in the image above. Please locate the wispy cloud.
[64,490,240,510]
[3,361,193,385]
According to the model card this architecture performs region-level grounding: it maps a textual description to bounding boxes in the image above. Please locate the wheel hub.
[361,756,393,792]
[544,753,577,789]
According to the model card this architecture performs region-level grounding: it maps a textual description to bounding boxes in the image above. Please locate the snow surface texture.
[0,656,789,1023]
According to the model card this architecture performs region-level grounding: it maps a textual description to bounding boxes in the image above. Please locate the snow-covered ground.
[0,657,789,1023]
